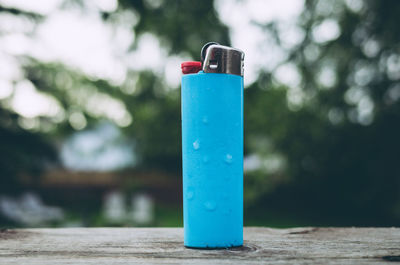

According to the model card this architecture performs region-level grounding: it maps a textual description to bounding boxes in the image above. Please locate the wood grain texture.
[0,227,399,264]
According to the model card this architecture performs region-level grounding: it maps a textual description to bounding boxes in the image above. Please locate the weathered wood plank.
[0,227,399,264]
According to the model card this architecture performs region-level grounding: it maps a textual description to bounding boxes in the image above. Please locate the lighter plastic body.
[181,71,243,248]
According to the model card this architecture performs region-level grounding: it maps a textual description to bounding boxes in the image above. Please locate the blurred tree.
[0,0,399,226]
[0,0,230,188]
[116,0,230,172]
[0,6,56,194]
[245,0,400,225]
[0,108,57,194]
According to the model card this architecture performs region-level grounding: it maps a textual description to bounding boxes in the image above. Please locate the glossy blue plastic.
[181,71,243,248]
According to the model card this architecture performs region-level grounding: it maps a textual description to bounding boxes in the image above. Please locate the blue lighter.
[181,43,245,248]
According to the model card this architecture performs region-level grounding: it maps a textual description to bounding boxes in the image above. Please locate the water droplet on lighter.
[187,187,195,200]
[223,209,232,216]
[204,201,217,211]
[202,116,208,124]
[187,192,194,200]
[203,156,209,163]
[193,140,200,150]
[225,154,233,164]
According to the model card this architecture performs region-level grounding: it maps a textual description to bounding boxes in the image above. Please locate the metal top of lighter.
[201,42,244,76]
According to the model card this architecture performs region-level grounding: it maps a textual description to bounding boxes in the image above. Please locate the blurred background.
[0,0,399,228]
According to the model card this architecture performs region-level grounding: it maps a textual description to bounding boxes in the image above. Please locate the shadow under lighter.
[181,43,245,248]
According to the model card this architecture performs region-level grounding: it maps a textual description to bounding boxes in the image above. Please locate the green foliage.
[122,71,182,172]
[247,0,400,225]
[118,0,230,57]
[0,0,399,226]
[0,108,57,193]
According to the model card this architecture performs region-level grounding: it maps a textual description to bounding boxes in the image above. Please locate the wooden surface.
[0,227,399,264]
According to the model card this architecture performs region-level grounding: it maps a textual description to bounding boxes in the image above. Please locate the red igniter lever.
[181,61,202,74]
